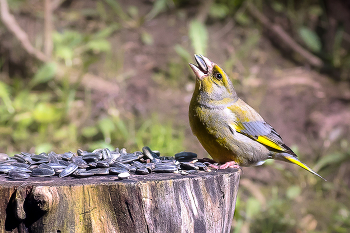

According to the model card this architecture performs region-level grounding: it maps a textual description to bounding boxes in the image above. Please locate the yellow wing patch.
[232,123,244,132]
[232,123,284,151]
[256,136,284,151]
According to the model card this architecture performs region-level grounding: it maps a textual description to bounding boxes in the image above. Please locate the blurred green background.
[0,0,350,232]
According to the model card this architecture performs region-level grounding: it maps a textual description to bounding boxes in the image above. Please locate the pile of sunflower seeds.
[0,147,211,180]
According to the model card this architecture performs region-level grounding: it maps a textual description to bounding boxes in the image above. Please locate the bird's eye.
[215,73,222,80]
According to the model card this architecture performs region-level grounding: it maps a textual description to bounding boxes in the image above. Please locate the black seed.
[142,146,157,161]
[59,163,78,178]
[31,168,55,177]
[12,163,30,168]
[116,153,139,163]
[11,167,32,173]
[152,151,160,156]
[13,155,26,163]
[39,152,48,157]
[96,161,110,168]
[110,152,121,161]
[61,152,74,161]
[82,156,99,163]
[194,162,207,170]
[88,162,97,168]
[187,170,198,174]
[153,163,178,173]
[110,162,130,170]
[48,151,59,163]
[47,163,67,169]
[73,170,94,178]
[92,149,104,160]
[175,152,197,162]
[20,152,33,157]
[136,167,149,175]
[8,170,30,180]
[133,161,144,168]
[72,157,89,168]
[38,163,54,169]
[120,148,127,155]
[134,151,143,158]
[102,148,111,160]
[0,165,17,173]
[180,162,199,170]
[59,160,70,166]
[88,168,110,175]
[110,167,129,175]
[77,149,84,156]
[145,163,155,171]
[129,166,137,173]
[31,154,48,162]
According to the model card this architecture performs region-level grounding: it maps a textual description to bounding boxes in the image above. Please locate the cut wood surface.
[0,169,240,233]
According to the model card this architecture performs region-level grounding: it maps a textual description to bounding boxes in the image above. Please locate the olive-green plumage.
[189,54,325,180]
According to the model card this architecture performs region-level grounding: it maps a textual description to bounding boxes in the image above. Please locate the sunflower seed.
[8,170,30,180]
[59,163,78,178]
[31,168,55,177]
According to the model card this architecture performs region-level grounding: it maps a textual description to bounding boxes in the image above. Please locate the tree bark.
[0,169,240,233]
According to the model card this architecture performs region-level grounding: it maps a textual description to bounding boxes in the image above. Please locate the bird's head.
[189,54,238,103]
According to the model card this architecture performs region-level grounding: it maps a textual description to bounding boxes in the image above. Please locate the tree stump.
[0,168,240,233]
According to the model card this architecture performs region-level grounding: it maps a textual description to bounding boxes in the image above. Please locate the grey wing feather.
[240,121,283,144]
[238,121,296,155]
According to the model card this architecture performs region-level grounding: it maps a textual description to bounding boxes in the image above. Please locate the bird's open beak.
[189,54,213,80]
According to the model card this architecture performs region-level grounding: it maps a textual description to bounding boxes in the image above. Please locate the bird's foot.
[208,164,219,169]
[198,158,241,170]
[219,161,240,169]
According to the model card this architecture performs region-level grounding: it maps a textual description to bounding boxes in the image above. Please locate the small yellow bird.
[189,54,325,180]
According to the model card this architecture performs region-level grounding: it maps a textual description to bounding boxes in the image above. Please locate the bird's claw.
[208,161,241,171]
[219,161,240,169]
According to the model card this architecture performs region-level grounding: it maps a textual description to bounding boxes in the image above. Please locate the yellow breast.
[189,103,238,164]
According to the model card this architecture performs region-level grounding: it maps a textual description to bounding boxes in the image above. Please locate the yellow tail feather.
[284,156,326,181]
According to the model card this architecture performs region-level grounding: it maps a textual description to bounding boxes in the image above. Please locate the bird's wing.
[227,103,295,155]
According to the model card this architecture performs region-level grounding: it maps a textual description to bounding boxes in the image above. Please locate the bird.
[188,54,325,180]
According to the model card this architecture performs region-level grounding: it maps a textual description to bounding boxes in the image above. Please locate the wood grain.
[0,169,240,233]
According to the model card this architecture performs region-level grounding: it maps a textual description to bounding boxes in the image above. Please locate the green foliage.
[135,115,184,155]
[98,117,115,144]
[146,0,171,21]
[103,0,129,21]
[141,31,154,45]
[189,20,208,55]
[299,27,322,53]
[245,198,261,220]
[30,62,57,88]
[53,28,114,66]
[286,185,301,200]
[313,152,349,172]
[83,114,184,155]
[87,39,111,53]
[0,81,14,113]
[209,3,229,19]
[174,45,192,63]
[235,11,251,26]
[33,102,61,123]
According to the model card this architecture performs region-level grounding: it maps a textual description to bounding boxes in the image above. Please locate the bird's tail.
[279,154,326,181]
